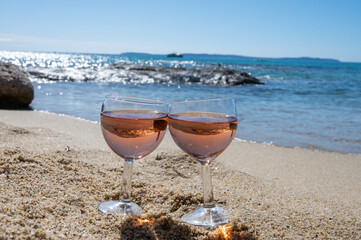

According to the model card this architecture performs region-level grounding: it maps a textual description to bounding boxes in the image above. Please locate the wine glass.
[168,98,237,226]
[98,95,168,215]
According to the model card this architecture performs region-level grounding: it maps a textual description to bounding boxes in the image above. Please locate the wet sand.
[0,110,360,239]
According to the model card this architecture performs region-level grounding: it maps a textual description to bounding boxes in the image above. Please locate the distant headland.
[119,52,340,63]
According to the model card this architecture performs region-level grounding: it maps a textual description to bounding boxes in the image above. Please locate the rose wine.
[168,112,237,161]
[101,109,168,159]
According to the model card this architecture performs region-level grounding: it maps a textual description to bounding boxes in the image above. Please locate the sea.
[1,50,360,155]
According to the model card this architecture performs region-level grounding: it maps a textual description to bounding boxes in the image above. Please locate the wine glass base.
[97,200,142,215]
[181,205,228,227]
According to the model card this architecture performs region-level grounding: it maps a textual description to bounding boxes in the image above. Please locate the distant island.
[119,52,340,63]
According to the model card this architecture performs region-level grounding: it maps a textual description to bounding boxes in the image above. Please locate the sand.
[0,109,360,239]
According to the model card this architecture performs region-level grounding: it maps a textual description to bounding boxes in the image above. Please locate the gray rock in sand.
[0,61,34,108]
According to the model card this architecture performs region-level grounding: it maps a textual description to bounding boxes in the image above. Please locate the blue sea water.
[1,51,361,154]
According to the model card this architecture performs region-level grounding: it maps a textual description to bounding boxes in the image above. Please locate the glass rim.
[104,95,167,106]
[169,97,234,104]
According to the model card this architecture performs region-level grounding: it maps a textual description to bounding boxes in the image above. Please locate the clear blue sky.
[1,0,361,62]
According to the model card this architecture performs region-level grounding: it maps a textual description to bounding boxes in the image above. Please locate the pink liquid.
[168,112,237,161]
[101,109,167,159]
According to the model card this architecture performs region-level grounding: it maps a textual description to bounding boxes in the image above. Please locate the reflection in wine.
[168,112,237,162]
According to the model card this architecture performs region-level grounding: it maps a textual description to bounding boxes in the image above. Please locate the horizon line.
[1,49,360,64]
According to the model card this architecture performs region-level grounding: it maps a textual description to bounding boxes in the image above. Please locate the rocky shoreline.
[0,60,262,108]
[109,63,263,86]
[26,63,263,86]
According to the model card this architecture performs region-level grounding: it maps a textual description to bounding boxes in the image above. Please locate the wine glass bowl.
[101,109,168,160]
[168,98,237,226]
[168,112,237,163]
[98,95,168,215]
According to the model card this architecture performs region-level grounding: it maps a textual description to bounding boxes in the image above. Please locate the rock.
[110,63,263,86]
[0,61,34,108]
[28,70,77,82]
[25,63,263,86]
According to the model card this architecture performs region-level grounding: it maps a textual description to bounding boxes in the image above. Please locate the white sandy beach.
[1,109,360,239]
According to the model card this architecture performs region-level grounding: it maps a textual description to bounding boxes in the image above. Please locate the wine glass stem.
[201,162,215,208]
[120,159,134,202]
